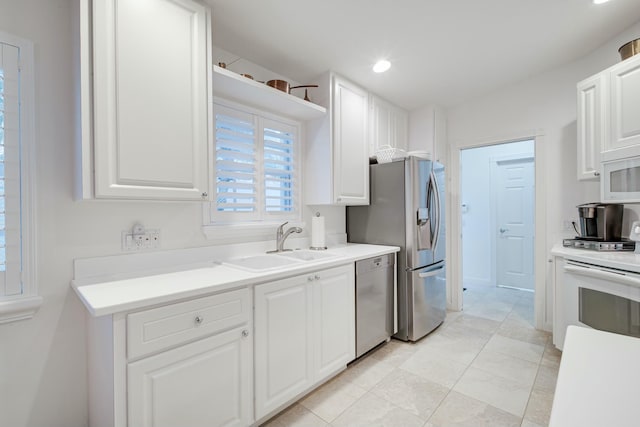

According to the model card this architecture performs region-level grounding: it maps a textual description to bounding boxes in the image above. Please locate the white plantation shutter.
[212,102,299,223]
[215,105,259,220]
[0,42,21,296]
[263,119,296,216]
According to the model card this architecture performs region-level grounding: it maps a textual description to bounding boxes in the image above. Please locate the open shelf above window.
[212,65,326,121]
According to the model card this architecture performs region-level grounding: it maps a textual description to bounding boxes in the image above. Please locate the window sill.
[0,295,43,324]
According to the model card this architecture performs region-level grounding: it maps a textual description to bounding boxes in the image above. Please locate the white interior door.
[493,156,535,291]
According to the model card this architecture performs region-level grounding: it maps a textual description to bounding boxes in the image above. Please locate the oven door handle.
[564,264,640,288]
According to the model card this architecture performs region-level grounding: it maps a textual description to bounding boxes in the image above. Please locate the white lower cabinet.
[254,264,355,422]
[87,287,253,427]
[128,327,251,427]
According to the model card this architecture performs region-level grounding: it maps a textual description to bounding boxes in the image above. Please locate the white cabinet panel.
[88,0,210,200]
[128,326,252,427]
[254,264,355,422]
[334,78,369,204]
[255,276,313,419]
[576,74,606,180]
[370,95,408,157]
[306,72,369,205]
[609,55,640,153]
[254,276,313,419]
[127,288,250,359]
[313,266,355,379]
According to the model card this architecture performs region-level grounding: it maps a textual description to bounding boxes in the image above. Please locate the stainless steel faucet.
[267,221,302,253]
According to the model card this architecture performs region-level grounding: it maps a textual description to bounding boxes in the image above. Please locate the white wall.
[447,20,640,327]
[0,1,344,426]
[461,140,534,286]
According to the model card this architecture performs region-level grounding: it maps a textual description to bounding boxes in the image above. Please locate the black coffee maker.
[577,203,624,241]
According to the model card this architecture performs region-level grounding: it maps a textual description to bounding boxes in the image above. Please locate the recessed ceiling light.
[373,60,391,73]
[593,0,610,4]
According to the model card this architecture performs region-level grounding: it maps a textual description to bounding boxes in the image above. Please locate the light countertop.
[551,243,640,273]
[73,243,399,317]
[549,325,640,427]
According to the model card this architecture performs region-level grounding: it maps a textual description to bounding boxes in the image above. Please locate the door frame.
[448,131,548,331]
[490,153,535,292]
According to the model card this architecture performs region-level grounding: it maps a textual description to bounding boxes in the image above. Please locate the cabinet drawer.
[127,288,250,360]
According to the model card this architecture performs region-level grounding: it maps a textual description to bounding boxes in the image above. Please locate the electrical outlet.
[122,228,160,251]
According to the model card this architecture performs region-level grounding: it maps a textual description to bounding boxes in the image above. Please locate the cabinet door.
[609,55,640,154]
[391,106,409,152]
[92,0,210,200]
[370,96,392,156]
[313,265,355,380]
[333,76,369,205]
[254,275,314,420]
[128,326,252,427]
[577,74,606,180]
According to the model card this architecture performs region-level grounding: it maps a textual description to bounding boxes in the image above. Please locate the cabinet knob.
[314,274,320,280]
[242,329,250,338]
[594,171,600,177]
[308,276,314,282]
[194,315,203,325]
[201,192,208,198]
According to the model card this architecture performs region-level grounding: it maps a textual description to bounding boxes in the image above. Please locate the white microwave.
[601,156,640,202]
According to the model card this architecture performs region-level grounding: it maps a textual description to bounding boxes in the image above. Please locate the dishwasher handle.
[564,263,640,289]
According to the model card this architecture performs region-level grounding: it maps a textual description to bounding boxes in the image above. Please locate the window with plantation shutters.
[0,34,39,323]
[212,102,300,225]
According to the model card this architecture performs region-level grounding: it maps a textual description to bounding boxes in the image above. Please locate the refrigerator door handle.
[430,170,441,252]
[418,263,445,278]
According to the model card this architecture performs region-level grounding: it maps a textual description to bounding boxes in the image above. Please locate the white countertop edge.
[551,243,640,273]
[549,325,640,427]
[73,244,400,317]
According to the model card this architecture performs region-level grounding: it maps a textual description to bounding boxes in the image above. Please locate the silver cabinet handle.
[194,315,203,325]
[594,171,600,177]
[499,228,509,234]
[242,329,249,338]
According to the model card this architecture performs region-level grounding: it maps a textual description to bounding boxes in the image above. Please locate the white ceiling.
[206,0,640,110]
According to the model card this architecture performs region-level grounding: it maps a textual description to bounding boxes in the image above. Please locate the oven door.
[560,260,640,349]
[601,156,640,202]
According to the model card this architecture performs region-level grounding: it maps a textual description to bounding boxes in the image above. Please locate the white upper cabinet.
[606,54,640,158]
[369,95,408,157]
[576,74,607,180]
[81,0,211,200]
[408,105,447,165]
[306,72,369,205]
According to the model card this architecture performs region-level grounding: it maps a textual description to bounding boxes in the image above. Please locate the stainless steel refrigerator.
[347,156,446,342]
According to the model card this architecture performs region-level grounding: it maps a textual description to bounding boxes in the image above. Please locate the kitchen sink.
[223,255,302,272]
[278,250,337,261]
[223,250,337,272]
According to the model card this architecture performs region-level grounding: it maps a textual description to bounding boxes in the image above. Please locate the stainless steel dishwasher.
[355,253,396,358]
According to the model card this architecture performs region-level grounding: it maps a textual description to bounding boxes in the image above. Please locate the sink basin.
[224,255,302,272]
[278,250,337,262]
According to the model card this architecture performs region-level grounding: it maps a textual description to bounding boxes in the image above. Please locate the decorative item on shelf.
[217,62,227,68]
[310,212,327,250]
[240,74,254,80]
[375,145,407,163]
[266,79,318,99]
[619,38,640,61]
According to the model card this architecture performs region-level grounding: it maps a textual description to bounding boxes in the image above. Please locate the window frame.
[202,98,304,242]
[0,31,40,324]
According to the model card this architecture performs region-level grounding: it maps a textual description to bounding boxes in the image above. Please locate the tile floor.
[262,283,562,427]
